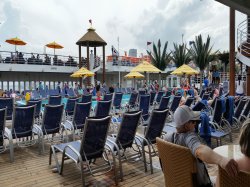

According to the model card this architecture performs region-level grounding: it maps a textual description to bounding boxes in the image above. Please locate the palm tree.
[217,51,229,71]
[146,39,171,87]
[189,35,218,89]
[171,43,191,67]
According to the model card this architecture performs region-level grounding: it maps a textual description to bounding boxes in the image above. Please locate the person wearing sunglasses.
[164,105,238,187]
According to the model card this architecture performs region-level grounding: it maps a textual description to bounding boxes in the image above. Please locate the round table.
[213,145,243,159]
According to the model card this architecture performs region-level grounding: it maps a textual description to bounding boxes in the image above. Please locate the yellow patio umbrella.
[124,71,145,78]
[171,64,199,75]
[131,61,161,85]
[131,61,161,73]
[45,41,63,55]
[5,37,27,51]
[124,71,144,89]
[70,67,95,78]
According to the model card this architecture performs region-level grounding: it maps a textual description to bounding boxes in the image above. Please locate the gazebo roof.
[76,27,107,47]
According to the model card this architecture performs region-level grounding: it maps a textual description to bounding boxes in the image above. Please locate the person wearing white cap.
[164,105,239,187]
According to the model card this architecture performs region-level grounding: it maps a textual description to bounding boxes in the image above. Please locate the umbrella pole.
[15,45,16,52]
[133,77,135,90]
[54,48,55,56]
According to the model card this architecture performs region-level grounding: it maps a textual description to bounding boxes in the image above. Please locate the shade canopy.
[171,64,199,75]
[46,41,63,55]
[76,27,107,47]
[70,67,95,78]
[124,71,145,79]
[5,37,27,45]
[46,41,63,49]
[131,61,161,73]
[5,37,26,51]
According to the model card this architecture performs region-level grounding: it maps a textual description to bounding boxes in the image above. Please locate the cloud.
[0,0,247,57]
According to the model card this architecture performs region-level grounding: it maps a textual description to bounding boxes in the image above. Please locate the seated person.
[164,105,239,187]
[2,91,8,98]
[236,119,250,172]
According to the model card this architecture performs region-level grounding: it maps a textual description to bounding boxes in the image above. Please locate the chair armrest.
[105,138,119,152]
[63,144,81,162]
[240,115,247,121]
[209,121,222,131]
[61,120,74,131]
[4,127,12,140]
[32,124,43,136]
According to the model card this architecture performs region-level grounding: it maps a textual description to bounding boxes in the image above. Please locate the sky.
[0,0,247,57]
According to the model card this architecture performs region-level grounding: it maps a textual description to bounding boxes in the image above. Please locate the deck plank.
[0,130,240,187]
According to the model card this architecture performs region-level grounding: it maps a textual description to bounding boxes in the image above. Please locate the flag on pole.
[147,42,152,46]
[89,19,92,26]
[111,45,119,57]
[189,41,195,46]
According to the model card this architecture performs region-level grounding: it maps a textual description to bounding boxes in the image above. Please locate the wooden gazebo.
[76,26,107,84]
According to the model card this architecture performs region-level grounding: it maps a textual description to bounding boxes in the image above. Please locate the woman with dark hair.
[235,75,245,96]
[236,119,250,172]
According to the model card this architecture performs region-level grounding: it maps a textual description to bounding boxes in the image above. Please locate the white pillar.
[89,50,95,85]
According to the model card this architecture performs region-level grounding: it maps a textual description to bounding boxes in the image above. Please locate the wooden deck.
[0,130,240,187]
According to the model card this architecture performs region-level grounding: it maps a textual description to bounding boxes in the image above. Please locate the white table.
[213,145,243,159]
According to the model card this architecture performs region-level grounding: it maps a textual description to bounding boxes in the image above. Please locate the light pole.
[118,37,121,88]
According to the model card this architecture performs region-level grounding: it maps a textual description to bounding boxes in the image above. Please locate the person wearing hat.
[164,105,238,187]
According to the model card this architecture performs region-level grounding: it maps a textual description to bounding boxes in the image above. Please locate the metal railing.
[0,51,102,69]
[237,17,250,57]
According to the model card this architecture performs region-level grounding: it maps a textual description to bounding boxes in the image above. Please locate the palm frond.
[147,39,170,71]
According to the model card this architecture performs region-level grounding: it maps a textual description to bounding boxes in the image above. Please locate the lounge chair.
[139,90,146,95]
[49,116,118,186]
[48,95,62,105]
[126,92,138,111]
[210,98,232,146]
[139,94,150,123]
[95,100,112,117]
[63,102,91,139]
[192,101,207,111]
[158,96,170,110]
[232,97,248,129]
[80,94,92,103]
[202,93,210,100]
[223,96,234,126]
[185,97,194,107]
[106,110,142,181]
[5,105,37,161]
[33,104,64,152]
[103,93,113,101]
[0,97,14,120]
[149,91,156,106]
[112,92,123,113]
[0,108,13,162]
[199,89,205,98]
[155,91,165,105]
[135,109,169,173]
[240,99,250,122]
[65,97,78,120]
[168,95,181,121]
[156,138,197,187]
[27,99,42,123]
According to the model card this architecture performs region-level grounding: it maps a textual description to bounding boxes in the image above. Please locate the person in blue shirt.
[204,77,209,88]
